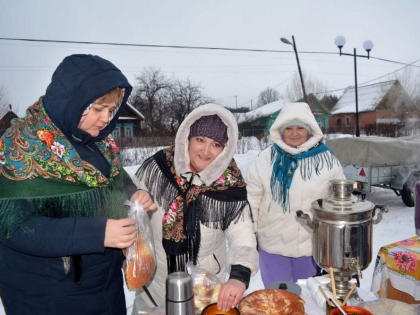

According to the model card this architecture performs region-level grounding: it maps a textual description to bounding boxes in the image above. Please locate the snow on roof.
[331,80,396,115]
[118,116,137,120]
[236,100,285,124]
[125,102,144,119]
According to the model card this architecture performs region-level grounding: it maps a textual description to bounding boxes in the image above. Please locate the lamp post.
[334,36,373,137]
[281,35,308,103]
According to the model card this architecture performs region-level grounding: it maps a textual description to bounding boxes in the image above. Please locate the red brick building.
[329,80,416,134]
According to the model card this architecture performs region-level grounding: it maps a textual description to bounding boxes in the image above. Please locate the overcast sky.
[1,0,419,116]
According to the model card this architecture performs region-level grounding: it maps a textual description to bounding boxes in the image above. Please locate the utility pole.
[250,99,253,110]
[291,36,308,103]
[280,35,307,103]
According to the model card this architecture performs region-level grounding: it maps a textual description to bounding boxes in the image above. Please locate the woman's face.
[188,136,224,173]
[78,93,119,137]
[282,125,310,148]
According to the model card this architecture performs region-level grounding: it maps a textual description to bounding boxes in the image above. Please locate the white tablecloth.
[297,275,378,315]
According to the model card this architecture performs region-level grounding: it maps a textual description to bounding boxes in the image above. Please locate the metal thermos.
[166,272,194,315]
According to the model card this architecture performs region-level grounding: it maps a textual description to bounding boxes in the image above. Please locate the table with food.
[129,180,420,314]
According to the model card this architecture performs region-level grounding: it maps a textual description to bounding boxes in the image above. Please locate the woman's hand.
[104,218,136,248]
[217,279,246,312]
[130,190,157,211]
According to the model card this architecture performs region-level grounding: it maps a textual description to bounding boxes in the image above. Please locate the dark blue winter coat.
[0,54,135,315]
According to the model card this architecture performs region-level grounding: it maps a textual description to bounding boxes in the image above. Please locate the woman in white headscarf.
[132,104,258,312]
[246,102,345,286]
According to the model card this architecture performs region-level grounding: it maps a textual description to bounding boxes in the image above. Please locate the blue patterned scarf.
[270,142,337,212]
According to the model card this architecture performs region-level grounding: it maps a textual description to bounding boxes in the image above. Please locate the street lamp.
[281,35,308,103]
[335,36,374,137]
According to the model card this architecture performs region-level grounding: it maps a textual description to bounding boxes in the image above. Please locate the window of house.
[124,123,134,138]
[345,116,351,127]
[337,119,342,127]
[113,124,121,138]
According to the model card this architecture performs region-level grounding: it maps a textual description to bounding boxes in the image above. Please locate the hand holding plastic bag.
[124,200,156,290]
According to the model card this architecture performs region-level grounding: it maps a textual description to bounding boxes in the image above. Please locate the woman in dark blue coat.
[0,54,138,315]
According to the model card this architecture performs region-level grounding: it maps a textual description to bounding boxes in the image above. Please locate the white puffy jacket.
[246,102,345,258]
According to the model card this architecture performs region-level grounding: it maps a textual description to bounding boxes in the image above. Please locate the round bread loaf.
[124,235,156,290]
[239,289,305,315]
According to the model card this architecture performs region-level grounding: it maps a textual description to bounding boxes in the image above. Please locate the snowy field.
[0,145,417,314]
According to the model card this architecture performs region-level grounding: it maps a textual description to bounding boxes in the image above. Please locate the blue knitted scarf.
[270,142,337,212]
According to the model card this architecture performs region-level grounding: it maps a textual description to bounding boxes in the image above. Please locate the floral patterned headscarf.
[0,98,121,187]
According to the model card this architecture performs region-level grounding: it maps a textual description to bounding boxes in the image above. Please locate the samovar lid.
[311,179,375,216]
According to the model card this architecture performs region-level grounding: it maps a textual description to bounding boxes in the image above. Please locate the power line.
[313,58,420,96]
[2,36,419,106]
[1,37,419,68]
[359,58,420,85]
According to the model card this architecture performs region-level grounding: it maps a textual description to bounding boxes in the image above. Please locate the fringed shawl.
[135,146,249,273]
[0,99,133,238]
[270,142,339,212]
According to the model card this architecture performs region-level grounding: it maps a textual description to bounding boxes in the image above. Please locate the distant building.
[299,94,330,131]
[112,102,144,139]
[237,94,330,137]
[0,104,18,137]
[237,100,285,137]
[329,80,416,134]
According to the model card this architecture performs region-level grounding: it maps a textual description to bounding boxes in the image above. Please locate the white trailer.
[327,136,420,207]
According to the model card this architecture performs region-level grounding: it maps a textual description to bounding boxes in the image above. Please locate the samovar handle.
[372,205,388,224]
[296,210,314,229]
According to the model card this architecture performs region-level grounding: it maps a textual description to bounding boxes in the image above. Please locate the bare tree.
[130,69,212,135]
[167,79,212,134]
[383,81,417,122]
[129,68,171,135]
[257,87,280,107]
[394,68,420,107]
[286,72,328,102]
[320,94,339,111]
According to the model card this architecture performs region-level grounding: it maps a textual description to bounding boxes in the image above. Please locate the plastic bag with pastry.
[187,262,222,314]
[123,200,157,290]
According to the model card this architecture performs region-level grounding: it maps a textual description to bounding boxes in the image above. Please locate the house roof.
[124,102,144,120]
[0,107,7,120]
[237,100,285,124]
[331,80,397,115]
[0,105,17,120]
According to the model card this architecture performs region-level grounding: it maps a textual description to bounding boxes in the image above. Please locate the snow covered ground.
[0,150,416,314]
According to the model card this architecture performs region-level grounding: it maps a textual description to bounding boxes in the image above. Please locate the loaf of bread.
[239,289,305,315]
[124,235,156,290]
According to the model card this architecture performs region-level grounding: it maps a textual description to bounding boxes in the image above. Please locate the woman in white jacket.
[246,102,344,286]
[132,104,258,312]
